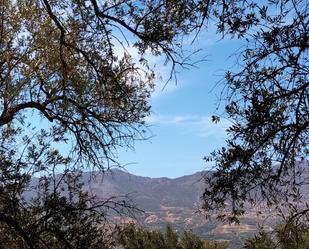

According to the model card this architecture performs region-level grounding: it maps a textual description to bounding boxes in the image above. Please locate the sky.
[27,27,243,179]
[116,31,243,178]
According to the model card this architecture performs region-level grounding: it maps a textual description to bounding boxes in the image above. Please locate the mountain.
[78,170,277,249]
[82,170,205,212]
[27,167,308,249]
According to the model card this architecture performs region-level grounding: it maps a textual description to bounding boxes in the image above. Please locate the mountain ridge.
[27,167,308,249]
[76,169,270,249]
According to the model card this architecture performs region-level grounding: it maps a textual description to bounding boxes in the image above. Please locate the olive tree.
[0,0,216,247]
[202,0,308,223]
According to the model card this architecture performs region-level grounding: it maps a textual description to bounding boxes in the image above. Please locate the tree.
[116,223,228,249]
[202,0,309,223]
[180,231,204,249]
[276,222,309,249]
[244,231,276,249]
[116,223,171,249]
[0,0,217,247]
[165,224,180,249]
[3,0,306,246]
[244,222,309,249]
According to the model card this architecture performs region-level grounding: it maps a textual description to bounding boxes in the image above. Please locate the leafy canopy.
[0,0,216,248]
[116,223,229,249]
[203,0,309,222]
[244,222,309,249]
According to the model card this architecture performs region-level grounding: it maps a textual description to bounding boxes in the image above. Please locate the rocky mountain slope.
[78,170,279,248]
[28,167,308,248]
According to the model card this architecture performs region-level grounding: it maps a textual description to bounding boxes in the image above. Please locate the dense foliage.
[2,0,276,247]
[1,0,308,247]
[0,0,213,247]
[203,0,309,222]
[116,224,229,249]
[244,222,309,249]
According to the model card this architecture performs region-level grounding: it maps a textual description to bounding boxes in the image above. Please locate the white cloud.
[144,114,197,125]
[145,114,232,139]
[112,26,221,99]
[194,117,231,138]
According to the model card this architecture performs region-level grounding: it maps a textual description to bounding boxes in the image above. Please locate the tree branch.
[0,212,34,249]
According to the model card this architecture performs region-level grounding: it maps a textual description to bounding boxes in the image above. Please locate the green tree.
[165,224,180,249]
[276,223,309,249]
[244,222,309,249]
[116,223,167,249]
[0,0,217,247]
[180,231,204,249]
[203,240,229,249]
[3,0,277,247]
[202,0,309,223]
[116,224,228,249]
[244,231,276,249]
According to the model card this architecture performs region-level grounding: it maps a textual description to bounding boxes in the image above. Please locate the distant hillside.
[77,170,279,249]
[81,170,205,211]
[28,168,308,249]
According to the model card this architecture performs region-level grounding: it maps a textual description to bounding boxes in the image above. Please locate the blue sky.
[27,28,242,179]
[117,32,242,178]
